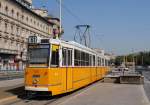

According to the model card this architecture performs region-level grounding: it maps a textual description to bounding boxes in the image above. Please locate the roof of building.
[13,0,53,25]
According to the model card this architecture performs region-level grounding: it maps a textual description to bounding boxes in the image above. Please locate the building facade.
[0,0,53,70]
[32,9,63,38]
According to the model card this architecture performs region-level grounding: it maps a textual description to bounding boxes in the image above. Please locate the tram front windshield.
[28,44,50,67]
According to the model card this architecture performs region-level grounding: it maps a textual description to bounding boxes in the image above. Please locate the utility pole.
[59,0,62,34]
[123,56,126,65]
[141,56,144,65]
[132,49,135,71]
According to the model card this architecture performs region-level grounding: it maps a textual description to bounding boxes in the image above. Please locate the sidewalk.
[0,71,24,80]
[0,78,23,88]
[53,83,150,105]
[0,78,24,104]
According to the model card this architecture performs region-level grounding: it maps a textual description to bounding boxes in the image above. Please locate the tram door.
[62,48,73,90]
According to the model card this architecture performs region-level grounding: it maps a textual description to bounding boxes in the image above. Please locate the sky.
[32,0,150,55]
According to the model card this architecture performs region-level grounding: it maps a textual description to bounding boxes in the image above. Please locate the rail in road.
[5,95,61,105]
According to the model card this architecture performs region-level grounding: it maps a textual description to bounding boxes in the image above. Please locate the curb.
[0,96,18,104]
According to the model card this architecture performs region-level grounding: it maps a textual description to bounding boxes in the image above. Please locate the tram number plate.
[32,75,40,78]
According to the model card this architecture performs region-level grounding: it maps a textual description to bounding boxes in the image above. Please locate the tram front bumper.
[25,86,49,91]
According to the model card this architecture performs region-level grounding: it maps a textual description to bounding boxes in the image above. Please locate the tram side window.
[89,55,92,66]
[100,58,102,66]
[68,49,72,66]
[81,52,85,66]
[74,49,81,66]
[51,45,59,67]
[93,55,95,66]
[98,57,101,66]
[62,48,67,66]
[102,58,104,66]
[97,57,99,66]
[74,50,78,66]
[105,59,107,66]
[86,53,89,66]
[97,57,102,66]
[74,49,91,66]
[62,48,72,66]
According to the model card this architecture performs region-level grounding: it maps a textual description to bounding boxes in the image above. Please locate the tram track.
[5,95,61,105]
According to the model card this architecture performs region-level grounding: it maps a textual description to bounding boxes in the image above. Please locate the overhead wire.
[55,0,85,24]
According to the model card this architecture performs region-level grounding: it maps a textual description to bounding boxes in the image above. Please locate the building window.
[26,16,28,22]
[0,2,1,8]
[37,22,39,26]
[11,9,14,17]
[5,23,8,32]
[34,20,36,25]
[46,27,48,31]
[0,19,2,32]
[5,6,8,15]
[21,15,24,20]
[16,27,19,35]
[0,2,2,13]
[17,12,19,19]
[11,24,14,34]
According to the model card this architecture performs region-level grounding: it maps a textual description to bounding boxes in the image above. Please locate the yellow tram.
[25,36,110,96]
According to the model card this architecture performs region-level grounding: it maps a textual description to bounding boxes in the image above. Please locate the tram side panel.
[102,67,107,77]
[48,68,67,95]
[72,67,91,90]
[91,67,97,82]
[96,67,101,80]
[66,67,73,91]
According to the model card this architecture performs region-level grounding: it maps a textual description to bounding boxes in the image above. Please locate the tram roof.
[61,40,105,56]
[47,38,108,58]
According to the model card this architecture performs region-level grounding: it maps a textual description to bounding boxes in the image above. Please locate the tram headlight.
[32,79,38,84]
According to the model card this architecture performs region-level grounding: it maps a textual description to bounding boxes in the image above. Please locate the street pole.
[141,56,143,66]
[59,0,62,36]
[132,49,135,71]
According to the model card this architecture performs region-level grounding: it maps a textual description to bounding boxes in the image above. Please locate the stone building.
[0,0,54,70]
[32,8,48,17]
[32,8,63,38]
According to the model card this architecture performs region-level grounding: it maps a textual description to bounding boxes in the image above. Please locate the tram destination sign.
[28,45,49,49]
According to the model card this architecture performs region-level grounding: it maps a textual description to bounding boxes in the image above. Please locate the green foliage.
[115,56,123,66]
[115,51,150,66]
